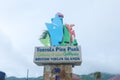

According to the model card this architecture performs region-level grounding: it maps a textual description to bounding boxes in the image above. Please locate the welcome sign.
[34,12,82,67]
[34,46,82,66]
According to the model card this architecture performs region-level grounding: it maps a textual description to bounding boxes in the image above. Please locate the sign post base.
[43,65,72,80]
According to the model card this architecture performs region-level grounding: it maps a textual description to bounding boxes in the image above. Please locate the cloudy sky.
[0,0,120,77]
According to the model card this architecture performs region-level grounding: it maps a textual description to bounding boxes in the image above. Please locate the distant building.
[108,75,120,80]
[0,71,6,80]
[72,74,81,80]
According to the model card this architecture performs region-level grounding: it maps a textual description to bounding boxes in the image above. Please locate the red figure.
[65,24,75,44]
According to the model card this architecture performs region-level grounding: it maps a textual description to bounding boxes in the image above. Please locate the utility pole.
[26,69,29,80]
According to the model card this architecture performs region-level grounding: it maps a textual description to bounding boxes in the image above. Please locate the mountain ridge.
[6,72,118,80]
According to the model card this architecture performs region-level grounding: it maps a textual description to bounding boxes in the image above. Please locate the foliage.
[94,72,101,80]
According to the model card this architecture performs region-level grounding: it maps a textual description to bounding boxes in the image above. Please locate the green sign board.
[34,46,82,66]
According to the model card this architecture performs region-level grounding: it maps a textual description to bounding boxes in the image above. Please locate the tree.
[94,72,102,80]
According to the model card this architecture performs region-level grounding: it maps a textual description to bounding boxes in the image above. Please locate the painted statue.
[40,13,78,46]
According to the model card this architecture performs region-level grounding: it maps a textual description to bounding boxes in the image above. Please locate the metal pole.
[26,69,29,80]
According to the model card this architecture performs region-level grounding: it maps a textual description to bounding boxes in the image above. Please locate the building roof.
[108,75,120,80]
[72,74,81,80]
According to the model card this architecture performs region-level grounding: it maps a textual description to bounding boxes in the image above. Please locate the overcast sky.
[0,0,120,77]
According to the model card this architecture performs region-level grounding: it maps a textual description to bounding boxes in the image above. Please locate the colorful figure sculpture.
[45,13,64,46]
[40,13,78,46]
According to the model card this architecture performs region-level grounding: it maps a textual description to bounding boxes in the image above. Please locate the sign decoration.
[39,12,78,46]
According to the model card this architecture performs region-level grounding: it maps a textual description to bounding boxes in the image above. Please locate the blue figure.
[54,68,61,73]
[55,75,60,80]
[54,68,61,80]
[45,12,64,46]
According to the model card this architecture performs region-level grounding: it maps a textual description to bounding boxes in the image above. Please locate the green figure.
[72,39,78,46]
[39,30,50,46]
[60,25,70,46]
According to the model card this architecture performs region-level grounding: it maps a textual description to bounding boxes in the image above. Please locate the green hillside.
[6,76,43,80]
[80,73,115,80]
[6,73,115,80]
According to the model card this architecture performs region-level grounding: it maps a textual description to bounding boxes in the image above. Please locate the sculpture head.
[51,12,64,26]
